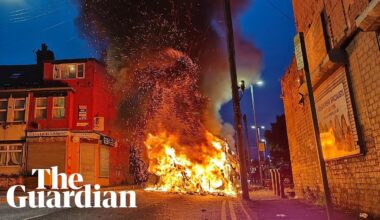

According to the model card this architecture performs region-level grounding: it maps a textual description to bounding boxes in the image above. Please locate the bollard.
[275,169,281,196]
[270,169,275,191]
[274,169,279,195]
[278,170,285,198]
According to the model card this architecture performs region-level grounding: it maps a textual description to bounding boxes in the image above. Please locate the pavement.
[0,187,359,220]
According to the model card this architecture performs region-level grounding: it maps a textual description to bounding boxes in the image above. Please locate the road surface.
[0,190,354,220]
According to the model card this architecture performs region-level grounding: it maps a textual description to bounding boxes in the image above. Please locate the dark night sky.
[0,0,296,156]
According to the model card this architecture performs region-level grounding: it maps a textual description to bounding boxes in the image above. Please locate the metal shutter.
[99,145,109,177]
[80,143,96,184]
[27,142,66,173]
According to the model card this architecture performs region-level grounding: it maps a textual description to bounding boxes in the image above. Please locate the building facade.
[0,49,129,188]
[282,0,380,217]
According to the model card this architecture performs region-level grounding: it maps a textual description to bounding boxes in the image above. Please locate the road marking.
[221,200,226,220]
[228,201,237,220]
[23,213,50,220]
[239,201,258,220]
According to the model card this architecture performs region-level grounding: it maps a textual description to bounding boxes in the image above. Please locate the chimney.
[36,43,55,65]
[36,43,55,81]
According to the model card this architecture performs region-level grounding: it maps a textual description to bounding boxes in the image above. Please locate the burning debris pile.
[77,0,261,195]
[128,49,235,195]
[145,132,235,195]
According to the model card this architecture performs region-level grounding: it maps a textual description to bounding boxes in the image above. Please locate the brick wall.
[282,60,325,202]
[283,0,380,217]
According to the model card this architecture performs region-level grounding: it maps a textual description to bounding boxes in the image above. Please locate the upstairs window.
[52,97,65,119]
[0,99,7,122]
[35,97,48,119]
[53,63,85,80]
[13,98,26,122]
[77,64,84,78]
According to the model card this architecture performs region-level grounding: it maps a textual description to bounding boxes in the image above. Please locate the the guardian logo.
[7,166,137,208]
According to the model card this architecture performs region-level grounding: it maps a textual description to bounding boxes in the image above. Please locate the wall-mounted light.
[239,80,246,92]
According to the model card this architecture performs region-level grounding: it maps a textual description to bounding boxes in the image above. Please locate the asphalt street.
[0,190,355,220]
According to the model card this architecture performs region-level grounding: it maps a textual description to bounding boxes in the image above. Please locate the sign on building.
[258,142,265,152]
[27,131,69,137]
[294,33,305,70]
[315,68,360,160]
[78,105,87,121]
[101,135,116,147]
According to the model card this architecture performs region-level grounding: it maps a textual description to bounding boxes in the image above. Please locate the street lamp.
[251,125,265,139]
[256,80,264,87]
[250,80,264,186]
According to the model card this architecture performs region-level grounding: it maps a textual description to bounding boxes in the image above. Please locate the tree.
[264,115,291,168]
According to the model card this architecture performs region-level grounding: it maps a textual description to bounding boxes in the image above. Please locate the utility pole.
[243,114,251,171]
[251,85,263,185]
[297,32,333,219]
[223,0,249,200]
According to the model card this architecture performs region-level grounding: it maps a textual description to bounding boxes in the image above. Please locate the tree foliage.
[264,115,291,167]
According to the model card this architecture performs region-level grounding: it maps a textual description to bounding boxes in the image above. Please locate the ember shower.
[77,0,261,194]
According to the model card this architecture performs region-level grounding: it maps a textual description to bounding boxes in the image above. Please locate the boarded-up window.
[27,142,66,173]
[99,145,109,177]
[305,13,328,74]
[325,0,349,46]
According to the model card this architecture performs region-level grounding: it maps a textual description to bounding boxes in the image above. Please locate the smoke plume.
[77,0,261,148]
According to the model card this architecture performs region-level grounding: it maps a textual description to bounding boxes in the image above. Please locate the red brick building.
[282,0,380,217]
[0,46,129,188]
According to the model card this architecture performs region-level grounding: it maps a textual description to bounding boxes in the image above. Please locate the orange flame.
[144,131,236,196]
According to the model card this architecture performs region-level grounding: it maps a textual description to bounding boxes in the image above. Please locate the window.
[61,65,69,79]
[68,64,76,78]
[54,65,60,79]
[0,99,7,122]
[13,98,25,122]
[77,64,84,78]
[35,97,47,119]
[53,63,85,79]
[52,97,65,119]
[10,73,22,79]
[0,144,22,167]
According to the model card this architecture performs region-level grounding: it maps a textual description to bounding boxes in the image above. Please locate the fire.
[144,131,236,196]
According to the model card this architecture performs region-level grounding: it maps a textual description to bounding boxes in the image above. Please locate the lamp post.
[223,0,249,200]
[251,125,266,155]
[250,82,264,185]
[243,114,251,172]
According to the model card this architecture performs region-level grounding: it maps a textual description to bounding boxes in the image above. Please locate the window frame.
[53,63,85,80]
[52,96,66,119]
[0,144,23,167]
[77,63,85,79]
[13,98,26,122]
[0,99,7,123]
[35,97,48,120]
